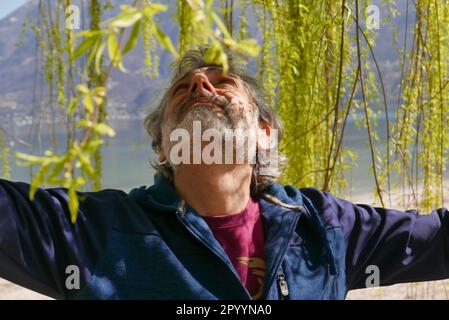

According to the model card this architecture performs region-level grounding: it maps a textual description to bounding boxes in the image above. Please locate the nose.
[188,72,216,95]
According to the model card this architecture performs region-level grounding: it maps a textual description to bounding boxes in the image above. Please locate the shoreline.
[343,180,449,211]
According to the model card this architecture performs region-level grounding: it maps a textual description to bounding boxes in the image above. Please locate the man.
[1,47,449,300]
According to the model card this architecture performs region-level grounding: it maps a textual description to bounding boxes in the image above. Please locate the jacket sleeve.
[300,187,449,290]
[0,179,126,299]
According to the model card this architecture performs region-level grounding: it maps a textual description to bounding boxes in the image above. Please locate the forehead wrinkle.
[171,66,241,88]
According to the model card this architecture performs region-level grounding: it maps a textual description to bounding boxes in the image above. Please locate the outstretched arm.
[0,179,124,299]
[301,187,449,290]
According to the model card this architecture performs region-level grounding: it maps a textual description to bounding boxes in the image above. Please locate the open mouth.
[185,98,221,110]
[174,93,231,123]
[176,98,224,121]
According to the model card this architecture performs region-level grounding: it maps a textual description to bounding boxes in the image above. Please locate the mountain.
[0,0,411,128]
[0,0,179,125]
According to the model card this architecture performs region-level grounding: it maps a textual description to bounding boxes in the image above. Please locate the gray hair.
[144,47,286,197]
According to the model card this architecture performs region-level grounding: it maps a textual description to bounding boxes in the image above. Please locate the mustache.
[174,89,231,123]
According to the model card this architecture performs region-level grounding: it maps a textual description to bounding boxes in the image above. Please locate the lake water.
[9,119,156,193]
[6,116,416,198]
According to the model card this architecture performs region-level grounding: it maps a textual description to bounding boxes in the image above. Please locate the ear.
[257,122,271,151]
[159,150,167,163]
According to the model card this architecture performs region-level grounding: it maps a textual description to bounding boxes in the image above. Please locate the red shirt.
[202,197,266,299]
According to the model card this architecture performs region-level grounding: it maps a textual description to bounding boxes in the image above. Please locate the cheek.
[221,91,250,112]
[164,98,182,121]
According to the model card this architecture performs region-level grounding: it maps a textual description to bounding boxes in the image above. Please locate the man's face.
[163,66,254,124]
[159,66,261,164]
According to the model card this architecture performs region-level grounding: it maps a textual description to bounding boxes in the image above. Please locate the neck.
[173,164,253,217]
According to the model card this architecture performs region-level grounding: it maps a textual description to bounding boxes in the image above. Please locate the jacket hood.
[128,174,182,213]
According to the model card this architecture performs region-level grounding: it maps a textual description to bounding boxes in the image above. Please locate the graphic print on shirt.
[201,196,266,299]
[237,257,266,299]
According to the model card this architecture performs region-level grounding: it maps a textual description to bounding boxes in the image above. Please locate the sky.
[0,0,28,20]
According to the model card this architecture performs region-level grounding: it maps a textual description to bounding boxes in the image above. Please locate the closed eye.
[215,78,236,87]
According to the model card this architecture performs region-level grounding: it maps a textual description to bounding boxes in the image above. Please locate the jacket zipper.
[175,209,253,300]
[264,208,301,299]
[277,264,289,299]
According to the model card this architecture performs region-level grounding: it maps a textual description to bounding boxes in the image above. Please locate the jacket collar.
[129,173,337,282]
[128,174,181,212]
[129,173,306,212]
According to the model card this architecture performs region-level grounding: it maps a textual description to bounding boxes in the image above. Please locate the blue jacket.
[0,174,449,299]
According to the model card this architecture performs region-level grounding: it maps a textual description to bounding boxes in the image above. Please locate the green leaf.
[83,93,94,114]
[118,4,135,13]
[122,19,141,56]
[204,45,220,63]
[73,176,86,189]
[75,121,116,137]
[68,188,79,223]
[77,152,96,180]
[84,36,103,71]
[107,33,122,66]
[47,156,68,183]
[76,84,89,94]
[71,35,98,62]
[117,61,127,73]
[84,139,105,152]
[75,120,90,128]
[14,152,45,165]
[235,39,260,57]
[204,44,228,73]
[142,4,167,18]
[92,86,106,97]
[218,51,229,74]
[74,30,105,39]
[94,41,106,75]
[154,25,178,58]
[67,98,78,117]
[93,123,116,137]
[29,162,51,200]
[92,86,106,106]
[108,11,142,28]
[211,12,232,38]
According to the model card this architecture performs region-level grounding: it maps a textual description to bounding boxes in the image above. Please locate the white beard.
[162,103,259,166]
